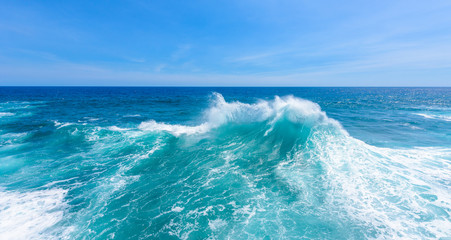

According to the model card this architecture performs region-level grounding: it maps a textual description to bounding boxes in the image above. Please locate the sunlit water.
[0,87,450,239]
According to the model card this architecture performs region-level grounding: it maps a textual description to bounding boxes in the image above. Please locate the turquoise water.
[0,87,450,239]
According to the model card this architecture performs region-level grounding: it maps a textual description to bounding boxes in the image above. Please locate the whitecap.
[414,113,451,122]
[123,114,141,117]
[108,126,131,131]
[0,189,67,239]
[138,120,210,136]
[172,206,184,213]
[138,93,336,137]
[0,112,14,117]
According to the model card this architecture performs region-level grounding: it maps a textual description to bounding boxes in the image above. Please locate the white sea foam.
[108,126,131,131]
[0,112,14,117]
[139,93,333,136]
[415,113,451,122]
[205,92,330,127]
[0,189,67,240]
[278,129,451,239]
[208,218,227,231]
[139,120,210,136]
[52,120,75,129]
[82,117,100,122]
[0,132,28,140]
[415,113,435,119]
[172,206,184,212]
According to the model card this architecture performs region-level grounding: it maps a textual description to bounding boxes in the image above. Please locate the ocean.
[0,87,450,239]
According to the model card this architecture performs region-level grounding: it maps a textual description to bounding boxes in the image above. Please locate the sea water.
[0,87,450,239]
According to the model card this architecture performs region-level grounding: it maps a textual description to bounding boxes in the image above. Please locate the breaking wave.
[1,93,450,239]
[131,93,451,239]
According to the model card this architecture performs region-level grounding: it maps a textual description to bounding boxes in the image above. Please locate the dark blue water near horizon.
[0,87,450,239]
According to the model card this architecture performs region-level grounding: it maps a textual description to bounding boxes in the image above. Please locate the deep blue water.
[0,87,450,239]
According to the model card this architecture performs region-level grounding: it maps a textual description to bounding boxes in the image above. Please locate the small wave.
[53,121,76,129]
[415,113,451,122]
[0,112,14,117]
[82,117,100,122]
[402,123,423,130]
[123,114,141,118]
[0,132,29,147]
[0,101,46,111]
[52,120,87,129]
[108,126,131,131]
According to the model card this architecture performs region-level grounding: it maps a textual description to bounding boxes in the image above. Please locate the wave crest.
[136,93,450,238]
[139,93,337,136]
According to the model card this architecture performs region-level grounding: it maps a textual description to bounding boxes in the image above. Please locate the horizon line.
[1,86,450,88]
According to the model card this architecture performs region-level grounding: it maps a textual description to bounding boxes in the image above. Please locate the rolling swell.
[1,92,450,239]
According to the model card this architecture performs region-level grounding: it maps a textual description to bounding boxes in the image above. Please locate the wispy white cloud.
[228,50,289,63]
[171,44,192,61]
[154,64,166,72]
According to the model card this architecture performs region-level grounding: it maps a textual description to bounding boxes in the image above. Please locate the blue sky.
[1,0,451,86]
